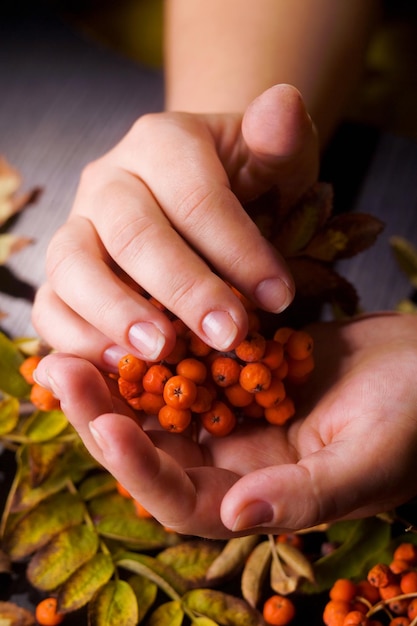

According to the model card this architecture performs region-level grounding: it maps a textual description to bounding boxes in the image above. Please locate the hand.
[32,84,318,371]
[33,312,417,539]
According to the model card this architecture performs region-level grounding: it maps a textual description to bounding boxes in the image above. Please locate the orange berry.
[286,354,315,382]
[186,330,212,357]
[330,579,358,604]
[239,362,272,393]
[138,391,166,415]
[228,284,256,311]
[323,600,351,626]
[390,560,411,575]
[356,580,381,605]
[273,327,295,345]
[164,335,188,364]
[223,382,253,407]
[35,597,64,625]
[262,340,285,370]
[255,377,286,408]
[273,358,289,380]
[30,383,61,411]
[163,374,197,409]
[142,363,173,394]
[408,598,417,621]
[18,355,42,384]
[158,404,192,433]
[276,533,303,550]
[262,594,296,626]
[389,618,411,626]
[118,354,147,382]
[264,396,295,426]
[368,563,395,588]
[234,332,266,362]
[176,357,207,384]
[211,356,241,388]
[133,499,153,518]
[394,544,417,566]
[190,385,213,413]
[200,400,236,437]
[118,377,143,400]
[285,330,314,360]
[243,400,265,419]
[116,481,131,498]
[342,610,370,626]
[400,570,417,594]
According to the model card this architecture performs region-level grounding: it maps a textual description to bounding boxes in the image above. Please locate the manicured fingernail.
[202,310,238,351]
[254,277,294,313]
[102,345,128,371]
[128,322,166,360]
[232,500,274,532]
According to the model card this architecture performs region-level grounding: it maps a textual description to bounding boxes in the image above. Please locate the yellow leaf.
[88,580,139,626]
[58,553,115,612]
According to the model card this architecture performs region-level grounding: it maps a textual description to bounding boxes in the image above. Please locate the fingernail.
[102,345,128,371]
[232,500,274,532]
[89,420,109,456]
[128,322,166,360]
[255,278,294,313]
[33,368,60,399]
[202,310,238,351]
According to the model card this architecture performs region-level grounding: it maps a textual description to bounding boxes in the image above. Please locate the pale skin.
[32,1,417,538]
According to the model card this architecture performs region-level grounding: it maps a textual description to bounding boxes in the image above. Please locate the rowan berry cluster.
[115,292,314,436]
[323,543,417,626]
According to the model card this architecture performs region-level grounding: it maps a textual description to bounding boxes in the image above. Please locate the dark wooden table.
[1,4,417,621]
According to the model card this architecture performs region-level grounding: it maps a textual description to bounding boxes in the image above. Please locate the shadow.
[0,266,36,302]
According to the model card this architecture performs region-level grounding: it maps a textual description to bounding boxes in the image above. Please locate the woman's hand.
[33,313,417,539]
[32,84,318,371]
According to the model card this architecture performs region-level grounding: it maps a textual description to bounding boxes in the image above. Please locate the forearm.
[164,0,380,144]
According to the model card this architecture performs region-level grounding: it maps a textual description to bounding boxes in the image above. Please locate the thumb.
[236,83,319,207]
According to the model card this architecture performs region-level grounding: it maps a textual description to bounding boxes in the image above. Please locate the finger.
[238,83,319,207]
[34,353,240,538]
[221,418,417,533]
[94,113,295,315]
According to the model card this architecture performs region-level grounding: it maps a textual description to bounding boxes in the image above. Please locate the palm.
[38,313,417,539]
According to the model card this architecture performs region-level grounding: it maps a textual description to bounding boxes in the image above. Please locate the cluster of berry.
[323,543,417,626]
[115,301,314,437]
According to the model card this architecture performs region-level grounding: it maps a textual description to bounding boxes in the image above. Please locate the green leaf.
[0,332,31,398]
[158,540,223,587]
[88,491,137,519]
[58,553,115,612]
[27,523,99,591]
[241,540,271,608]
[206,536,259,583]
[117,551,188,598]
[146,600,184,626]
[95,514,174,550]
[301,517,391,593]
[182,589,264,626]
[390,235,417,288]
[127,574,158,623]
[78,472,117,501]
[0,397,19,435]
[192,618,220,626]
[3,491,86,560]
[88,580,139,626]
[23,409,68,442]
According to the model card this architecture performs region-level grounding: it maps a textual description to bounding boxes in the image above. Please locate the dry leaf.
[0,234,33,265]
[0,602,35,626]
[206,535,259,583]
[275,542,315,583]
[241,540,271,608]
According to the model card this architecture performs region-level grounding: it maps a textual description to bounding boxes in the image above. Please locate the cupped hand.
[32,84,318,371]
[33,312,417,539]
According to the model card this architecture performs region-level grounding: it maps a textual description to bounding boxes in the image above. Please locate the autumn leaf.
[0,601,35,626]
[117,551,188,597]
[88,580,139,626]
[146,600,184,626]
[127,574,158,623]
[0,397,20,436]
[3,491,86,560]
[158,540,223,587]
[241,540,271,608]
[390,235,417,288]
[58,552,115,613]
[182,588,265,626]
[27,441,69,487]
[0,332,31,398]
[95,514,175,550]
[206,535,259,584]
[26,523,99,591]
[22,409,68,443]
[78,472,118,501]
